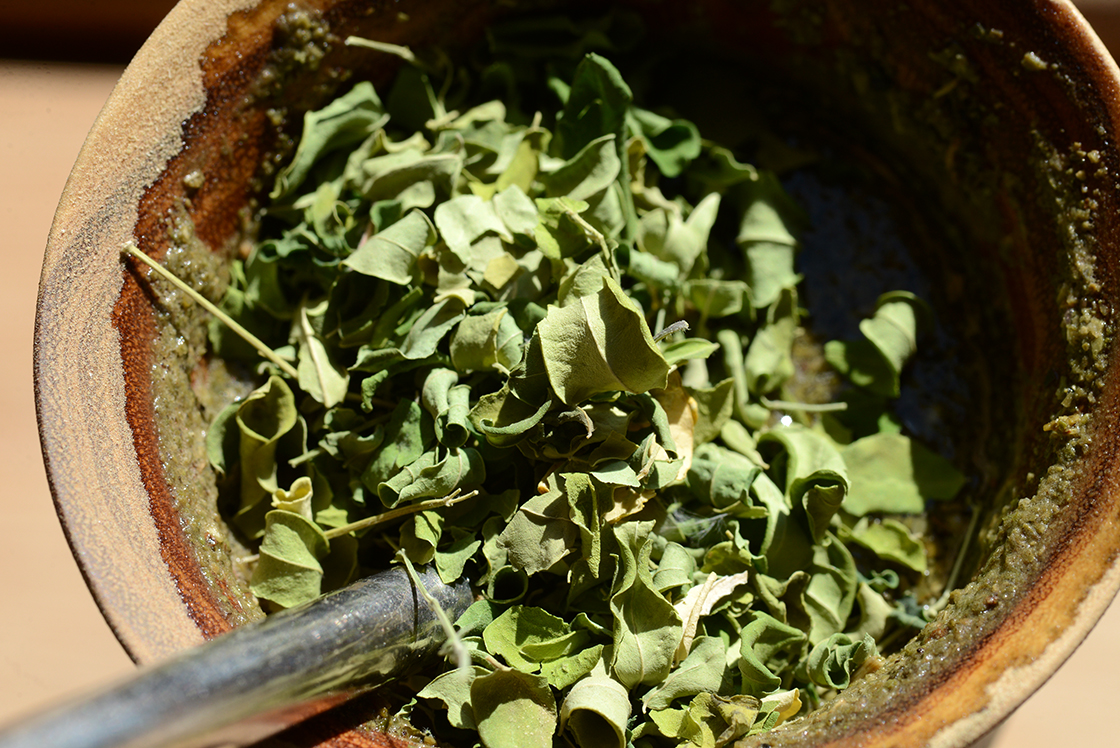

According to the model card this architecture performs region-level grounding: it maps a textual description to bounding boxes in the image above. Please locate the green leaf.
[399,508,444,565]
[205,399,241,476]
[560,675,632,748]
[417,666,488,729]
[272,81,388,199]
[609,521,683,689]
[533,196,595,260]
[826,291,932,398]
[803,536,859,644]
[801,483,845,545]
[653,541,697,593]
[844,517,927,572]
[295,298,350,409]
[450,307,523,374]
[590,459,641,487]
[690,379,735,447]
[538,276,669,405]
[235,376,301,521]
[638,193,721,275]
[687,443,762,510]
[421,368,470,448]
[662,338,721,366]
[544,134,622,203]
[563,472,606,579]
[805,632,877,690]
[557,52,631,160]
[399,297,467,360]
[434,194,513,264]
[483,606,590,672]
[643,636,728,710]
[735,612,807,695]
[627,106,702,178]
[493,184,540,236]
[687,279,749,319]
[471,669,557,748]
[498,486,578,575]
[736,171,803,308]
[841,432,966,515]
[271,476,314,519]
[758,424,848,506]
[750,472,812,578]
[540,644,605,690]
[356,149,462,208]
[361,399,431,491]
[343,209,436,285]
[249,509,329,608]
[378,447,485,507]
[744,289,798,395]
[681,691,763,748]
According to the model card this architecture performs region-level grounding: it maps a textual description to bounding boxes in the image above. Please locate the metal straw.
[0,566,472,748]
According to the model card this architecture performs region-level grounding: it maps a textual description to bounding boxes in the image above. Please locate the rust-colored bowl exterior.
[34,1,1120,746]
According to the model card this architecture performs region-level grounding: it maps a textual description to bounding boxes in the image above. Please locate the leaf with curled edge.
[295,298,350,409]
[250,509,329,609]
[272,81,388,200]
[483,605,590,672]
[824,291,932,398]
[805,632,877,690]
[560,673,631,748]
[377,446,485,508]
[803,535,859,645]
[736,170,805,309]
[538,276,669,405]
[609,521,683,689]
[734,612,807,696]
[229,376,307,539]
[673,571,752,663]
[758,423,848,507]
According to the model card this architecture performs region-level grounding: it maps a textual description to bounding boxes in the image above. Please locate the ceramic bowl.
[35,0,1120,746]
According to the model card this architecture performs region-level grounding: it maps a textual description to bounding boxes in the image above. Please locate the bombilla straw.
[0,565,472,748]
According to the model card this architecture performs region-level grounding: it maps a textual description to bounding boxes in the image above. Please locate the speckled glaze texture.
[33,0,1120,747]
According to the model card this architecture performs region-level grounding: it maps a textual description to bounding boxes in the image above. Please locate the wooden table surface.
[3,3,1120,746]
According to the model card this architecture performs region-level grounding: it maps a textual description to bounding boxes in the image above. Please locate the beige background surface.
[3,3,1120,746]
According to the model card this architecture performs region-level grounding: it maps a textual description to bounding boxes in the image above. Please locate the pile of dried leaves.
[176,17,967,748]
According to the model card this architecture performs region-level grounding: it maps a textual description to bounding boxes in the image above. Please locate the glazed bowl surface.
[35,1,1120,746]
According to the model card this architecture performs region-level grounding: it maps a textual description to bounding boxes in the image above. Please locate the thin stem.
[929,501,981,614]
[398,552,471,674]
[323,489,478,539]
[288,448,323,467]
[122,243,299,380]
[760,396,849,413]
[344,36,419,66]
